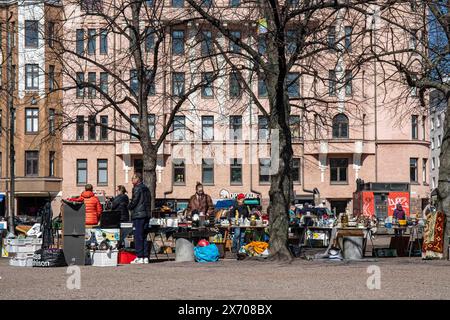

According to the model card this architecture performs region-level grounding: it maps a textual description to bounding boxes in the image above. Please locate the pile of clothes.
[241,241,270,257]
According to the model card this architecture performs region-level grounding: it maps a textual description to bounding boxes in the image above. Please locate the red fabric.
[69,191,102,225]
[362,192,375,217]
[237,193,245,200]
[388,192,410,217]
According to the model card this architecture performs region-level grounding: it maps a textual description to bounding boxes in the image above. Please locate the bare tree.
[50,0,224,210]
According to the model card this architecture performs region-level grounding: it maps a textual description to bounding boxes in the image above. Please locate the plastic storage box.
[9,255,34,267]
[90,250,118,267]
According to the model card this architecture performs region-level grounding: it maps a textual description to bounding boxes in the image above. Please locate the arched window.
[332,114,349,139]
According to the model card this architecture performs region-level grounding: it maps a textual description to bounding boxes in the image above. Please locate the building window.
[258,116,269,140]
[173,115,185,140]
[49,109,55,135]
[230,158,242,185]
[410,158,418,183]
[287,72,300,98]
[332,114,349,139]
[229,71,241,97]
[100,72,108,94]
[345,70,352,96]
[327,26,336,49]
[25,64,39,90]
[88,72,96,98]
[411,73,417,97]
[258,77,268,97]
[48,22,55,48]
[201,72,214,98]
[77,159,87,185]
[48,65,55,92]
[292,158,301,183]
[172,0,184,7]
[88,115,96,140]
[202,159,214,184]
[230,31,241,53]
[201,31,213,56]
[146,69,156,96]
[76,72,84,98]
[172,72,185,96]
[330,158,348,184]
[76,29,84,55]
[411,115,418,140]
[99,29,108,54]
[145,27,155,51]
[76,116,84,140]
[230,0,240,6]
[422,115,426,141]
[409,29,418,50]
[49,151,55,177]
[148,114,156,139]
[259,158,271,184]
[25,151,39,176]
[87,29,96,54]
[290,115,302,140]
[201,0,213,7]
[25,108,39,134]
[81,0,103,12]
[172,30,184,55]
[345,26,352,51]
[286,29,297,54]
[130,114,139,140]
[146,0,154,6]
[202,116,214,140]
[230,115,242,140]
[97,159,108,185]
[25,20,39,48]
[422,158,427,184]
[258,35,267,55]
[173,159,185,184]
[328,70,336,96]
[130,69,138,95]
[100,115,108,140]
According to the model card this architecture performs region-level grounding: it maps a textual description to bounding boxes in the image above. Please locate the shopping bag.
[194,244,219,262]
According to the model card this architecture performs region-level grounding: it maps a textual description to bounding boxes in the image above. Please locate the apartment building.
[429,89,446,191]
[0,0,63,217]
[60,0,430,216]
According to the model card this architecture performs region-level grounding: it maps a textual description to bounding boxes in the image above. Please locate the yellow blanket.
[243,241,269,254]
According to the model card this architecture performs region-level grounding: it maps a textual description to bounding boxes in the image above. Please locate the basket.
[4,244,40,253]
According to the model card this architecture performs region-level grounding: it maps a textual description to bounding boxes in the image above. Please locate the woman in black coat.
[112,185,130,222]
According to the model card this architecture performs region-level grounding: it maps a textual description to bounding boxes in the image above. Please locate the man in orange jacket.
[69,184,103,225]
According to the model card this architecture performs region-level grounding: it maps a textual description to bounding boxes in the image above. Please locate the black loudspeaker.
[63,201,86,266]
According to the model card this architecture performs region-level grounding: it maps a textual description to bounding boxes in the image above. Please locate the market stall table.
[214,225,268,251]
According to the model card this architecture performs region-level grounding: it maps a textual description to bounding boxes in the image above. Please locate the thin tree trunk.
[438,98,450,258]
[142,144,157,213]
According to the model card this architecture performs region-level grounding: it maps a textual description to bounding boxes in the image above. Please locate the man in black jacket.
[128,173,151,264]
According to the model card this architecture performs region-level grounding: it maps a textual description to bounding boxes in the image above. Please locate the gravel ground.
[1,256,450,300]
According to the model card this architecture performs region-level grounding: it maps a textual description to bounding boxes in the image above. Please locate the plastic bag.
[194,244,219,263]
[33,249,67,268]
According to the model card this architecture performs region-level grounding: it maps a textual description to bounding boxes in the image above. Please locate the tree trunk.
[142,143,157,213]
[438,98,450,258]
[267,75,294,262]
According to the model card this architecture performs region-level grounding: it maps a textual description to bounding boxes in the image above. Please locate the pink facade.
[60,1,430,215]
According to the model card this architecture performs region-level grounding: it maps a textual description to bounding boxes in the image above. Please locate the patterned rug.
[422,211,446,259]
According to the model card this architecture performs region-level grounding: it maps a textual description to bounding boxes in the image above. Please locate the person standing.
[111,185,130,222]
[231,193,250,253]
[186,182,214,218]
[68,184,103,226]
[128,173,151,264]
[393,203,406,237]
